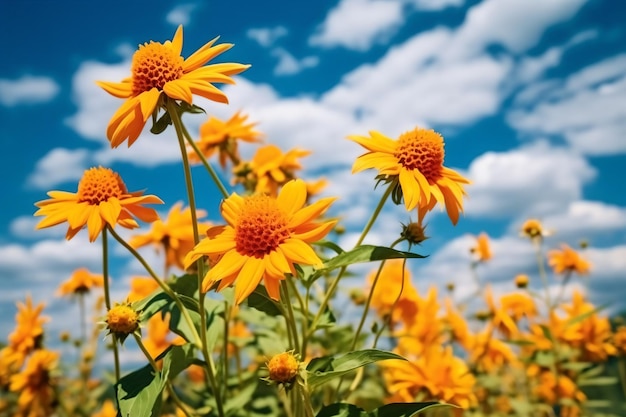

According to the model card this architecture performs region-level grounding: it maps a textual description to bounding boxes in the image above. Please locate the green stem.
[372,254,407,348]
[619,356,626,401]
[281,280,300,354]
[101,228,121,381]
[308,185,393,335]
[167,99,225,417]
[533,239,552,308]
[107,226,202,349]
[287,277,309,355]
[181,120,230,200]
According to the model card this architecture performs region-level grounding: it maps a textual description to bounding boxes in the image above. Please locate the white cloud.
[406,0,464,11]
[540,201,626,240]
[309,0,404,51]
[247,26,288,47]
[27,148,90,189]
[0,75,60,107]
[166,3,200,26]
[509,55,626,155]
[465,141,596,218]
[10,216,66,240]
[271,48,319,76]
[448,0,589,58]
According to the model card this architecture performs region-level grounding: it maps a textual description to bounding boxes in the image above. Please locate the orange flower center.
[131,41,184,95]
[235,195,290,258]
[394,128,444,182]
[77,167,128,205]
[106,304,139,335]
[267,352,299,383]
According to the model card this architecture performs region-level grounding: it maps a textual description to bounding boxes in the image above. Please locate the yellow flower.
[548,244,591,275]
[106,303,140,341]
[267,351,300,384]
[34,166,163,242]
[143,314,184,362]
[97,25,250,148]
[532,370,585,405]
[520,218,550,240]
[92,399,117,417]
[484,286,519,338]
[57,268,103,296]
[349,128,470,224]
[396,288,444,355]
[233,144,312,196]
[7,296,49,365]
[467,331,518,372]
[443,298,472,349]
[189,111,263,168]
[470,232,492,262]
[368,259,419,328]
[514,274,529,288]
[127,276,160,303]
[613,326,626,356]
[185,179,336,305]
[130,202,211,271]
[9,349,59,417]
[382,346,476,409]
[500,292,537,322]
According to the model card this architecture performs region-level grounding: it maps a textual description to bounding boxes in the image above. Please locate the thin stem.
[281,280,300,354]
[107,226,202,349]
[619,356,626,401]
[167,99,225,417]
[287,277,308,355]
[308,185,393,335]
[222,301,230,401]
[101,228,121,381]
[182,124,230,200]
[372,255,407,349]
[533,238,552,308]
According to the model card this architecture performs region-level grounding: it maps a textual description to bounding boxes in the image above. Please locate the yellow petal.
[279,239,321,266]
[171,25,184,55]
[233,257,265,305]
[277,179,306,216]
[96,80,133,99]
[163,80,193,104]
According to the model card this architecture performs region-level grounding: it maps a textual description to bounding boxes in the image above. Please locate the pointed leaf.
[247,285,282,316]
[371,402,447,417]
[321,245,426,272]
[316,403,367,417]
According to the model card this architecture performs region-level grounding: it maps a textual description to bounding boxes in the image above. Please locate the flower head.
[185,179,336,304]
[97,25,250,147]
[548,244,591,276]
[35,166,163,242]
[9,349,59,417]
[106,302,140,343]
[127,276,160,303]
[266,351,300,385]
[514,274,529,289]
[130,202,210,271]
[57,268,104,297]
[470,232,492,262]
[7,296,49,364]
[189,111,263,168]
[349,128,470,224]
[233,145,312,196]
[368,259,419,328]
[520,219,550,241]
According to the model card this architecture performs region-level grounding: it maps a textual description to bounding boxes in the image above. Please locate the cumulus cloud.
[27,148,90,189]
[0,75,60,107]
[271,48,319,75]
[247,26,288,47]
[465,141,596,218]
[509,54,626,155]
[309,0,404,51]
[406,0,464,11]
[166,3,200,26]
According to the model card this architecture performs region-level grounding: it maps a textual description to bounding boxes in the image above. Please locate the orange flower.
[9,349,59,417]
[142,314,184,361]
[613,326,626,356]
[130,202,211,271]
[514,274,529,288]
[470,232,492,262]
[548,244,591,275]
[233,144,312,196]
[382,346,476,409]
[56,268,103,296]
[92,399,117,417]
[189,111,263,168]
[484,286,519,338]
[368,259,419,328]
[267,351,300,384]
[97,25,250,147]
[7,296,48,366]
[185,179,336,304]
[127,276,160,303]
[34,166,162,242]
[349,127,470,224]
[520,218,550,240]
[467,331,518,372]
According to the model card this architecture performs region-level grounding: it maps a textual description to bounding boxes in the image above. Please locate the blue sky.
[1,0,626,349]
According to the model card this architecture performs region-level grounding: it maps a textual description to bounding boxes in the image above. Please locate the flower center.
[77,167,128,205]
[106,304,139,335]
[131,41,184,95]
[394,128,445,182]
[235,195,290,258]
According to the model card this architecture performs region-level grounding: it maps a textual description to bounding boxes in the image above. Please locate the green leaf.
[178,101,206,114]
[307,349,405,388]
[315,402,447,417]
[168,273,200,298]
[565,304,607,326]
[320,245,426,272]
[577,376,618,386]
[117,344,196,417]
[371,402,446,417]
[247,285,282,316]
[150,112,171,134]
[313,240,346,255]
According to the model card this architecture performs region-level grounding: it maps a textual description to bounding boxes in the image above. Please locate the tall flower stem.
[308,185,393,336]
[281,280,300,354]
[101,228,121,381]
[533,239,552,308]
[166,99,225,417]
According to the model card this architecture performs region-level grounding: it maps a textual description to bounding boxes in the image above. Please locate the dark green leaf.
[371,402,445,417]
[321,245,426,272]
[247,285,282,316]
[150,112,171,134]
[316,403,367,417]
[307,349,405,387]
[178,101,206,114]
[313,240,346,255]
